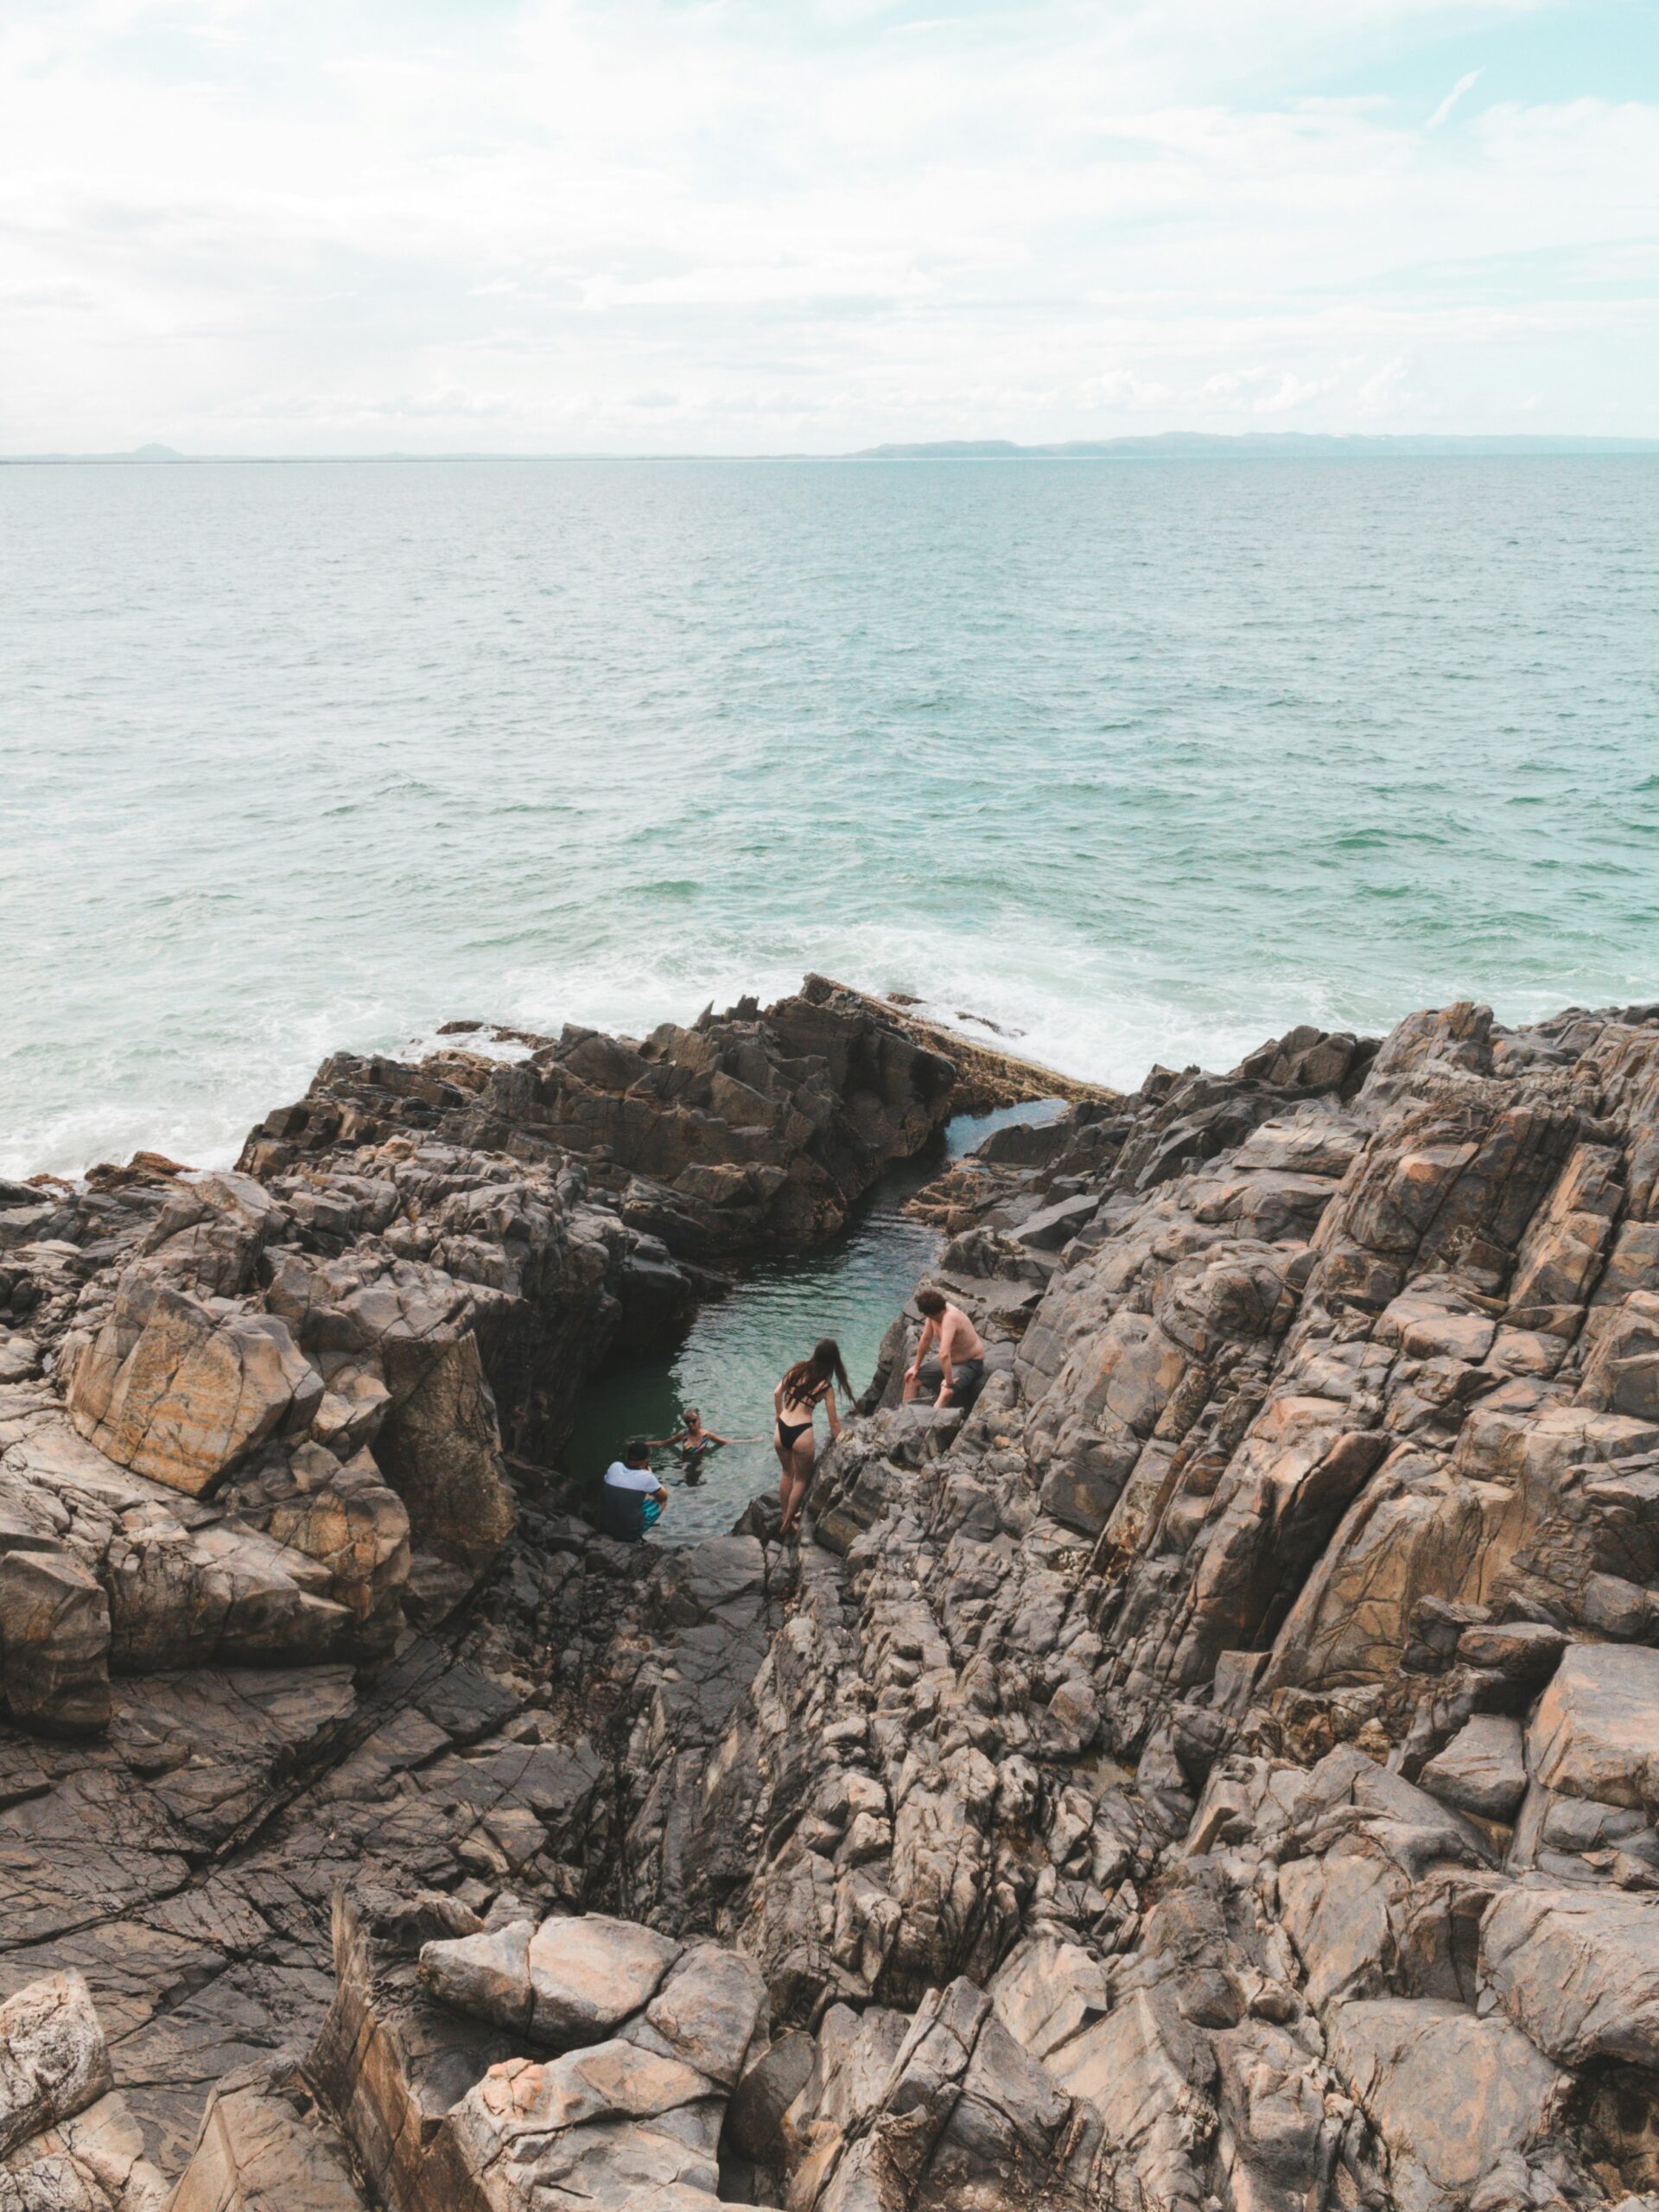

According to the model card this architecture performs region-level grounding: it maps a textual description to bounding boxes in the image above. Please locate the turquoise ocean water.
[3,455,1657,1183]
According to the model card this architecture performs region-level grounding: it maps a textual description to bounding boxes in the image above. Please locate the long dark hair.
[782,1338,851,1404]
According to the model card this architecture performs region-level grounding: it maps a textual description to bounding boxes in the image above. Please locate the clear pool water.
[561,1102,1062,1543]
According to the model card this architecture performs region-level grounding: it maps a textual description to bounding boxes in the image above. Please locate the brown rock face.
[238,977,956,1264]
[0,1544,111,1736]
[11,984,1659,2212]
[66,1278,320,1497]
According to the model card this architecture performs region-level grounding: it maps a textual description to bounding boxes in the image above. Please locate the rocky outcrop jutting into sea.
[3,982,1659,2211]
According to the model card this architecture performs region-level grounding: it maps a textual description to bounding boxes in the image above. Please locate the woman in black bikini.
[773,1338,849,1541]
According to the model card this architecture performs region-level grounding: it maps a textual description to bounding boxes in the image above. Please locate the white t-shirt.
[605,1462,659,1491]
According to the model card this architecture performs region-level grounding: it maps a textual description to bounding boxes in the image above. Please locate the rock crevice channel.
[5,981,1659,2211]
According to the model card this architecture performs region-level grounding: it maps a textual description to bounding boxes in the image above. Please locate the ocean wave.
[5,456,1656,1178]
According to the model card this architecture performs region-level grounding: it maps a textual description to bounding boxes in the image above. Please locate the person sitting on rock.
[601,1438,668,1542]
[904,1287,987,1409]
[773,1339,849,1542]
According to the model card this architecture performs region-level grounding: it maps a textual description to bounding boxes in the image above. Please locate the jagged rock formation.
[8,985,1659,2211]
[237,974,957,1268]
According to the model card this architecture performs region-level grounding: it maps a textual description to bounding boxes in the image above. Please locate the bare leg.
[775,1435,794,1525]
[780,1437,815,1539]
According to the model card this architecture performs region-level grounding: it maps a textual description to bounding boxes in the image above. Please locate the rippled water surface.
[3,455,1657,1179]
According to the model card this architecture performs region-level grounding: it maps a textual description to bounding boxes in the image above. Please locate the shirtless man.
[904,1287,987,1409]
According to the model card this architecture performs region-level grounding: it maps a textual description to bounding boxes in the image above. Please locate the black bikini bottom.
[776,1417,812,1451]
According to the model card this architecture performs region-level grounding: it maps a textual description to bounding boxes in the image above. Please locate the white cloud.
[1427,67,1483,129]
[0,0,1653,451]
[1355,355,1412,414]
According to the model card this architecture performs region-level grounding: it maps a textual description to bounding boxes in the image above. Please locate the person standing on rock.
[773,1339,849,1542]
[904,1287,987,1409]
[601,1438,668,1542]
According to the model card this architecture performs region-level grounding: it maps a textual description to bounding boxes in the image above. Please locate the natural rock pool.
[563,1101,1064,1542]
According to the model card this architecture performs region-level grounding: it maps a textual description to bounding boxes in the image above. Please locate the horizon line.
[6,429,1659,467]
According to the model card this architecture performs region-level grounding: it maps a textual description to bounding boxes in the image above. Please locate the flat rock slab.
[111,1667,358,1847]
[0,1770,191,1952]
[655,1538,767,1631]
[1011,1194,1097,1252]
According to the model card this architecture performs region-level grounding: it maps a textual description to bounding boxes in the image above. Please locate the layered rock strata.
[8,987,1659,2212]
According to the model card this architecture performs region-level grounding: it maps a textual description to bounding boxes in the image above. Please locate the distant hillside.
[1,442,193,465]
[849,432,1659,459]
[6,433,1657,466]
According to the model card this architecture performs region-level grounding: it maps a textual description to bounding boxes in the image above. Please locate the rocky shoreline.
[4,982,1659,2211]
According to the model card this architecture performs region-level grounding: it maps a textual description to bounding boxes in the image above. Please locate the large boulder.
[0,1970,114,2158]
[421,1911,721,2056]
[1528,1643,1659,1813]
[1418,1715,1527,1824]
[1324,1998,1570,2212]
[326,1898,770,2212]
[1481,1887,1659,2070]
[527,1916,685,2050]
[67,1275,320,1497]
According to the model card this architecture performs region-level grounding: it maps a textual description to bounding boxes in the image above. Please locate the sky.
[1,0,1657,454]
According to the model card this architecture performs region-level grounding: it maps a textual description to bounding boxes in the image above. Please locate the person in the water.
[773,1338,849,1542]
[650,1408,732,1484]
